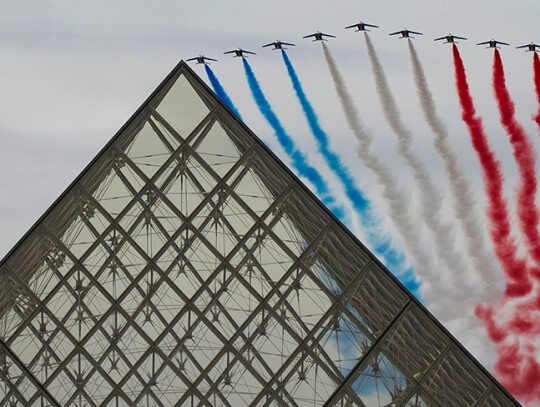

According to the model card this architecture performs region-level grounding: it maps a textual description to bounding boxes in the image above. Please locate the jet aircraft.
[434,34,468,44]
[516,42,540,52]
[389,28,423,39]
[345,21,379,32]
[224,48,257,58]
[476,39,510,49]
[262,40,296,50]
[303,31,336,42]
[185,55,218,65]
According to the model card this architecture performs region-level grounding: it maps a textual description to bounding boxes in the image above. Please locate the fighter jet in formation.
[390,28,423,39]
[224,48,257,58]
[303,31,336,42]
[516,42,540,52]
[189,22,533,63]
[434,34,468,44]
[262,40,296,50]
[476,39,510,49]
[185,55,218,65]
[345,21,379,32]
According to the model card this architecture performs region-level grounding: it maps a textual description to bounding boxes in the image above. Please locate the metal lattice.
[0,62,521,407]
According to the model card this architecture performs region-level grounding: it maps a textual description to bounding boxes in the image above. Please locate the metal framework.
[0,61,521,407]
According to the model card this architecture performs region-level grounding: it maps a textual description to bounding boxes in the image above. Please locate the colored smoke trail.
[493,49,540,271]
[204,65,242,119]
[475,291,540,405]
[279,50,418,290]
[364,34,472,311]
[452,44,531,297]
[241,58,346,222]
[454,44,540,405]
[321,42,434,296]
[534,52,540,129]
[408,40,500,299]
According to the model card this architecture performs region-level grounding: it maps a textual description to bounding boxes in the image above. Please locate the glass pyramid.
[0,61,520,407]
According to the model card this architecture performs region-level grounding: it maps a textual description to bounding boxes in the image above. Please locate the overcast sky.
[2,0,540,375]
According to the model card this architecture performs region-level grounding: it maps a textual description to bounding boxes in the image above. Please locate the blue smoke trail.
[281,50,419,293]
[242,58,347,223]
[205,64,242,119]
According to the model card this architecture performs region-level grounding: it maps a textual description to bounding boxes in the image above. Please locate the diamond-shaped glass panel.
[0,348,40,406]
[192,119,243,178]
[155,149,219,217]
[124,120,175,179]
[348,348,412,407]
[308,304,373,377]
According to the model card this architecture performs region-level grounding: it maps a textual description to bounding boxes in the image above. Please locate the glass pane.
[303,227,371,297]
[342,264,408,339]
[124,120,174,179]
[0,347,39,405]
[402,390,440,407]
[349,349,412,407]
[155,74,211,139]
[309,305,373,377]
[379,305,449,381]
[192,119,242,178]
[156,151,218,218]
[421,346,490,407]
[477,387,519,407]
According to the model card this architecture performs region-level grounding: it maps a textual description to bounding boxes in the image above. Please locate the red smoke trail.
[493,49,540,272]
[475,297,540,405]
[452,44,532,297]
[533,52,540,129]
[455,44,540,405]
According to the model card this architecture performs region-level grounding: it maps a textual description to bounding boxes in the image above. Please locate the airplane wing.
[262,43,274,48]
[185,57,197,61]
[389,31,401,36]
[321,33,336,38]
[244,50,257,55]
[433,36,447,41]
[303,33,316,38]
[345,24,358,29]
[364,23,379,28]
[454,36,468,40]
[223,50,236,54]
[282,42,296,46]
[516,45,529,49]
[497,41,510,46]
[409,30,423,35]
[476,41,490,45]
[206,57,218,62]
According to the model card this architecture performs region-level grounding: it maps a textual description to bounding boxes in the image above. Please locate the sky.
[2,0,540,392]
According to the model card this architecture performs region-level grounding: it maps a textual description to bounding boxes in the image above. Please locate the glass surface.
[0,63,520,407]
[155,74,212,139]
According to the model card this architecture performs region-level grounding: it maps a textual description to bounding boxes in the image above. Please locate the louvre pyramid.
[0,61,520,407]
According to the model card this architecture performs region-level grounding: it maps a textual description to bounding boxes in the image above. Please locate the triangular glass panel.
[420,345,490,407]
[478,387,520,407]
[154,74,212,139]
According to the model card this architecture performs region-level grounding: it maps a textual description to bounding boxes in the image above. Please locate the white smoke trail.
[407,40,502,301]
[363,34,477,311]
[321,43,441,294]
